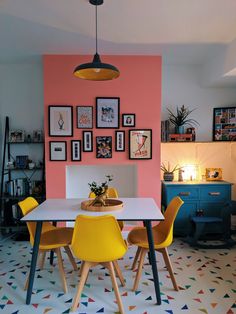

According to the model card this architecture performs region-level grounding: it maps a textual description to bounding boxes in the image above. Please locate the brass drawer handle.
[208,192,220,196]
[179,192,190,196]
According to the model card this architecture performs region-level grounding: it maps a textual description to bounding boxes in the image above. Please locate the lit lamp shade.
[73,53,120,81]
[182,164,199,181]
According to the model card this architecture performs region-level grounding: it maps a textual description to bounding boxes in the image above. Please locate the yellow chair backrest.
[18,197,39,245]
[89,187,118,199]
[154,196,184,247]
[71,215,127,263]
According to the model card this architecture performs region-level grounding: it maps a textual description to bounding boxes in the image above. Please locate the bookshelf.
[0,117,45,238]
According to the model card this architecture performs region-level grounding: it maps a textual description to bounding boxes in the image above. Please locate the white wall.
[162,64,236,141]
[0,59,44,131]
[66,165,137,198]
[0,59,44,182]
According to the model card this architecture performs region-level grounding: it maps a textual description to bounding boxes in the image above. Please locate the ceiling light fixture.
[73,0,120,81]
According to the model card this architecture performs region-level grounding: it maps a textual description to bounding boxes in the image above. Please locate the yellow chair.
[18,197,77,293]
[89,187,124,230]
[127,196,184,291]
[70,215,127,313]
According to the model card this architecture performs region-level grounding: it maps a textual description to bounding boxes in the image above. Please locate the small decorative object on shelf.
[205,168,223,181]
[167,105,199,134]
[9,130,25,142]
[169,134,193,142]
[161,162,181,182]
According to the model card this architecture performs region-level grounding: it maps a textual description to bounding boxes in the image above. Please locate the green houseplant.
[161,162,181,181]
[88,175,113,197]
[167,105,199,134]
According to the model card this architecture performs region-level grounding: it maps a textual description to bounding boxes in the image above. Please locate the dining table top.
[21,197,164,222]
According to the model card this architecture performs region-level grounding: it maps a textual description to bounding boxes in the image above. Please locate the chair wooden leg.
[64,246,77,271]
[161,247,179,291]
[24,274,29,291]
[132,248,147,291]
[113,260,125,287]
[131,247,141,270]
[71,261,92,312]
[39,251,47,270]
[55,248,68,293]
[106,261,125,314]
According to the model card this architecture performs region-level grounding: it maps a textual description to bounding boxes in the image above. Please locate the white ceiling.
[0,0,236,67]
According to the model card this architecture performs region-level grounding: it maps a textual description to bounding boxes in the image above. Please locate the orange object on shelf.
[169,134,193,142]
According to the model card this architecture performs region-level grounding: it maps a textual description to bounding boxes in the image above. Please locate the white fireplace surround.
[66,164,137,199]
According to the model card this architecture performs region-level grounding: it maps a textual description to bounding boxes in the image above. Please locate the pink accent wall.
[43,55,162,204]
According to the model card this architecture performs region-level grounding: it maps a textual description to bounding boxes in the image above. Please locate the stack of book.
[161,120,171,142]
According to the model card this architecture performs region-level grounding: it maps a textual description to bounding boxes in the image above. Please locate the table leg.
[26,221,42,305]
[144,220,161,305]
[50,221,57,265]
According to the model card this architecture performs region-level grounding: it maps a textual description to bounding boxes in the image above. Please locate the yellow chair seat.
[38,227,74,250]
[127,226,169,250]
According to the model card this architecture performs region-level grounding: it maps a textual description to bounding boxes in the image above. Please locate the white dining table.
[21,197,164,305]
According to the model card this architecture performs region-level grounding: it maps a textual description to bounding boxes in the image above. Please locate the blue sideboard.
[161,181,232,236]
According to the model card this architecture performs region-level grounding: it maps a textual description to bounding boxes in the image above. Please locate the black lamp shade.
[74,53,120,81]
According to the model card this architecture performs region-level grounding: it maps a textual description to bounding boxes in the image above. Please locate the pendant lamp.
[73,0,120,81]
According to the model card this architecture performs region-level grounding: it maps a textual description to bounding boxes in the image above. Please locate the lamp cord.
[95,4,98,54]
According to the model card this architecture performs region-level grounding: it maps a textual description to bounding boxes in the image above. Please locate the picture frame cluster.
[48,98,152,161]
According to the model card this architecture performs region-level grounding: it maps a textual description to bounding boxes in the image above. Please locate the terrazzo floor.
[0,236,235,314]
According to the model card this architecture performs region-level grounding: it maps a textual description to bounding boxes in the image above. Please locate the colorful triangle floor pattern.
[0,237,235,314]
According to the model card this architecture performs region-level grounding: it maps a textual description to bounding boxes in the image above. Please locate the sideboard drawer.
[199,186,230,202]
[168,187,199,201]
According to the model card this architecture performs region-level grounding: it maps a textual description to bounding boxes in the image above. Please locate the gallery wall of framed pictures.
[47,98,153,161]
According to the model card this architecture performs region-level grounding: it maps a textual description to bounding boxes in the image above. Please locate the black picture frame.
[129,129,152,160]
[213,107,236,141]
[48,105,73,137]
[96,136,112,158]
[115,131,125,152]
[82,131,93,152]
[96,97,120,129]
[122,113,136,127]
[76,106,93,129]
[49,141,67,161]
[71,140,82,161]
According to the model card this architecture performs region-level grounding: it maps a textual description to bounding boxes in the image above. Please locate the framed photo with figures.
[96,97,120,129]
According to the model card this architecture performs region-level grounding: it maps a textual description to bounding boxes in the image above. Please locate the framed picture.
[96,136,112,158]
[48,105,73,137]
[49,141,67,161]
[71,140,82,161]
[76,106,93,129]
[83,131,93,152]
[213,107,236,141]
[206,168,223,181]
[115,131,125,151]
[9,130,25,142]
[122,114,135,127]
[129,129,152,160]
[96,97,120,129]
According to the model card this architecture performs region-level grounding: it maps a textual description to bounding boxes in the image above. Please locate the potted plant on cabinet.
[167,105,199,134]
[161,162,181,181]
